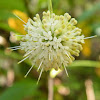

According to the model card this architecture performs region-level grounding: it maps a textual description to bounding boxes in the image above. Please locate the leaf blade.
[0,79,38,100]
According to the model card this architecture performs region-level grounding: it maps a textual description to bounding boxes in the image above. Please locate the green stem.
[48,0,53,13]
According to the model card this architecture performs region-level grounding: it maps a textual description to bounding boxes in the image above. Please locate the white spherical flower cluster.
[20,11,84,71]
[11,11,86,82]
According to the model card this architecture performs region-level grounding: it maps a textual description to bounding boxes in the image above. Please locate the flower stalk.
[48,75,54,100]
[48,0,53,13]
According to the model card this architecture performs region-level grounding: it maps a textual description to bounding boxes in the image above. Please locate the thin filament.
[18,56,29,64]
[23,50,33,57]
[9,46,21,48]
[24,64,34,78]
[84,35,97,39]
[65,52,70,59]
[8,46,21,50]
[13,13,26,24]
[37,60,43,71]
[63,65,69,77]
[37,68,43,84]
[10,48,20,50]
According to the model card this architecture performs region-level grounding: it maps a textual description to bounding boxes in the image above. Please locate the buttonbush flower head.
[21,11,84,71]
[9,1,96,83]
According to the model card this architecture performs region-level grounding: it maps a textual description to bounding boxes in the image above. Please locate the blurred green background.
[0,0,100,100]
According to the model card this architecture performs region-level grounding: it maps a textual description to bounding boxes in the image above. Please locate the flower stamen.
[37,60,43,71]
[63,65,69,77]
[37,68,44,84]
[24,64,34,78]
[18,55,29,64]
[13,13,26,24]
[84,35,97,39]
[23,50,33,57]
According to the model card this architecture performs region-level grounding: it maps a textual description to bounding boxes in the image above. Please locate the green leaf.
[0,79,38,100]
[0,10,14,21]
[69,60,100,67]
[0,0,26,11]
[0,23,13,31]
[78,3,100,22]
